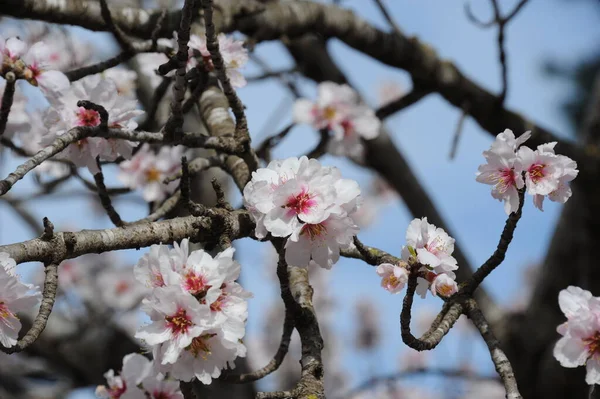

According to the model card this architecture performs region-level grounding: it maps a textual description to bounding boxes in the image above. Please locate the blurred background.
[0,0,599,398]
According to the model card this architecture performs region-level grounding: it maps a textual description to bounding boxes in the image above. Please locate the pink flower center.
[341,119,354,137]
[183,271,209,295]
[528,163,546,184]
[494,168,517,193]
[151,270,165,287]
[187,333,217,359]
[165,308,193,335]
[107,381,127,399]
[285,188,316,216]
[300,223,327,241]
[585,331,600,356]
[152,391,172,399]
[210,293,227,312]
[75,107,101,127]
[115,281,130,295]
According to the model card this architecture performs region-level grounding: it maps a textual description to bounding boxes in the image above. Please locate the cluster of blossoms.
[293,82,381,159]
[553,286,600,385]
[133,239,251,384]
[0,253,41,348]
[96,353,183,399]
[118,144,187,202]
[40,75,144,173]
[476,129,578,214]
[0,34,70,96]
[243,156,361,269]
[376,218,459,298]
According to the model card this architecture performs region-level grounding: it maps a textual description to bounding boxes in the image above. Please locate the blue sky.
[1,0,599,397]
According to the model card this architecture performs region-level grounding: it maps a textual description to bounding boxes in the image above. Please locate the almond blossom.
[135,285,213,364]
[476,129,529,215]
[0,35,70,96]
[133,240,251,383]
[529,142,579,211]
[397,218,459,299]
[243,156,363,268]
[0,253,41,348]
[40,75,144,173]
[186,33,248,88]
[293,82,380,159]
[376,263,409,294]
[401,217,458,277]
[96,353,151,399]
[429,273,458,297]
[554,286,600,385]
[118,144,186,202]
[477,129,578,214]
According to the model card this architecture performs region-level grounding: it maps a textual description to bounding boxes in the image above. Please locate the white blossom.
[0,253,41,348]
[40,75,144,173]
[118,144,186,202]
[293,82,380,159]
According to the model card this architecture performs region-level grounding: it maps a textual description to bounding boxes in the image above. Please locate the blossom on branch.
[293,82,380,159]
[376,262,409,293]
[118,144,186,203]
[477,129,578,214]
[133,240,251,384]
[0,35,70,96]
[243,156,362,269]
[0,252,41,348]
[554,286,600,385]
[397,217,459,298]
[96,352,184,399]
[187,33,248,88]
[40,75,144,173]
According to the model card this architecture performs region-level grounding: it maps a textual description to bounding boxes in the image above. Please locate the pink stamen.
[165,308,193,336]
[75,107,101,127]
[285,187,316,216]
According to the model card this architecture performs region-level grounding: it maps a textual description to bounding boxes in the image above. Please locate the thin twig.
[99,0,134,51]
[449,102,470,160]
[372,0,403,37]
[256,123,296,162]
[463,187,525,293]
[93,159,126,227]
[163,0,195,137]
[0,73,16,137]
[375,88,430,120]
[400,274,463,351]
[464,299,522,399]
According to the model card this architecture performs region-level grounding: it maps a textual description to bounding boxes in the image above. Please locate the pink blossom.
[0,253,41,348]
[530,142,579,211]
[554,286,600,385]
[293,82,380,159]
[96,353,152,399]
[40,75,144,173]
[118,144,186,202]
[186,33,248,88]
[153,328,246,384]
[429,274,458,297]
[135,286,213,364]
[401,217,458,277]
[516,145,561,196]
[285,214,359,269]
[476,130,528,215]
[376,263,409,293]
